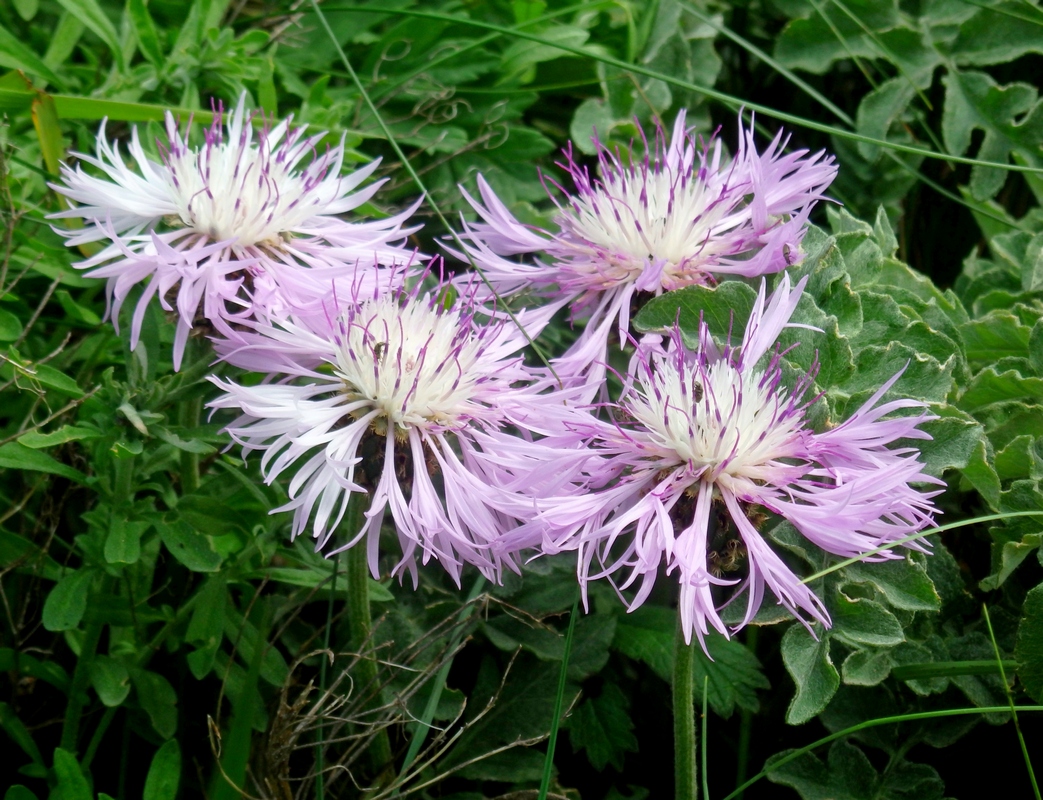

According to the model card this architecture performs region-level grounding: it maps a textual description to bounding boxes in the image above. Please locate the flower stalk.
[674,614,697,800]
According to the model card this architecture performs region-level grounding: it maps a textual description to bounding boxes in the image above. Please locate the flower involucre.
[533,275,941,646]
[454,111,837,386]
[52,95,420,368]
[208,277,586,585]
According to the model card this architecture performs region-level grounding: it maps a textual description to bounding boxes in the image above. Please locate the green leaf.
[104,515,150,565]
[951,3,1043,67]
[42,568,94,632]
[185,575,226,679]
[692,634,770,718]
[781,623,838,725]
[980,532,1043,591]
[0,308,21,341]
[566,683,638,771]
[131,669,178,739]
[842,556,941,612]
[0,702,43,764]
[0,529,63,582]
[51,748,91,800]
[0,24,61,88]
[17,426,102,449]
[158,518,223,572]
[0,442,86,484]
[633,282,759,345]
[841,649,892,686]
[31,364,83,397]
[830,596,904,648]
[942,70,1043,201]
[4,786,39,800]
[143,739,181,800]
[1015,581,1043,703]
[55,0,124,70]
[612,605,674,681]
[960,311,1033,361]
[13,0,38,21]
[128,0,163,67]
[89,655,131,707]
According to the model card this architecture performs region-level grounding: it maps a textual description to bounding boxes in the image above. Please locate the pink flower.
[51,95,420,369]
[207,271,591,586]
[529,275,941,647]
[452,111,837,389]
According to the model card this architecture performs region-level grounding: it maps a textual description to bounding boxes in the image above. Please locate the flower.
[51,95,420,369]
[452,111,837,388]
[530,275,941,646]
[207,271,590,586]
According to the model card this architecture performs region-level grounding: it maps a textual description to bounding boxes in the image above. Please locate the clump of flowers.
[453,111,837,386]
[52,95,420,369]
[526,275,941,646]
[207,269,590,586]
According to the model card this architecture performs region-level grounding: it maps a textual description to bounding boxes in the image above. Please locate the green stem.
[316,550,339,799]
[60,613,104,754]
[674,617,697,800]
[179,394,202,494]
[537,598,579,800]
[735,626,758,796]
[343,496,393,777]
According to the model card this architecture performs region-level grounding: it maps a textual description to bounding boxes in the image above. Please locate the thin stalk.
[537,598,579,800]
[82,706,117,769]
[891,659,1018,680]
[735,626,759,796]
[700,674,709,800]
[343,495,393,777]
[315,549,340,800]
[983,604,1041,800]
[60,611,104,754]
[674,617,697,800]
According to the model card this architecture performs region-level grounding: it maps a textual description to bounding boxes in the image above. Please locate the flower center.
[332,296,483,434]
[166,131,325,248]
[558,165,737,290]
[629,357,805,483]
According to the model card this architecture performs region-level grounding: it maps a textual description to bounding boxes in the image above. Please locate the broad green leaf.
[51,748,91,800]
[158,518,223,572]
[918,411,985,478]
[0,308,22,341]
[843,556,940,612]
[32,364,83,397]
[13,0,38,21]
[42,568,94,631]
[774,2,902,74]
[960,311,1032,361]
[633,281,758,346]
[781,623,838,725]
[456,749,546,782]
[185,575,226,679]
[1015,581,1043,703]
[767,740,878,800]
[4,787,39,800]
[830,595,904,648]
[104,516,150,565]
[89,655,131,707]
[143,739,181,800]
[942,71,1043,201]
[951,3,1043,67]
[566,683,638,771]
[959,367,1043,411]
[981,532,1043,591]
[841,649,892,686]
[692,634,770,718]
[612,605,674,681]
[131,669,178,739]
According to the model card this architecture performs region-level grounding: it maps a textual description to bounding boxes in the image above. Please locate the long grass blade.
[316,4,1043,176]
[538,598,579,800]
[983,604,1041,800]
[801,510,1043,584]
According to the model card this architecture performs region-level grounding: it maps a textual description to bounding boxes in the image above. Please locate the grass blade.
[538,598,579,800]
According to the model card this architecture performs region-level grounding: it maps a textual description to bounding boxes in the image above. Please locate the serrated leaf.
[612,605,674,681]
[841,649,892,686]
[42,568,94,631]
[17,425,102,448]
[981,532,1043,591]
[960,367,1043,411]
[960,311,1032,361]
[567,682,638,771]
[693,634,770,718]
[782,623,838,725]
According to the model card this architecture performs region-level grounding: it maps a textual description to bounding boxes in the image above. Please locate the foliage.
[0,0,1041,799]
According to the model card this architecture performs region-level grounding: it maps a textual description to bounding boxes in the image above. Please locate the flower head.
[453,111,837,386]
[532,275,940,646]
[52,95,420,368]
[208,271,588,586]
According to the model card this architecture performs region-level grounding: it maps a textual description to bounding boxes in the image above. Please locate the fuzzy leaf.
[1015,581,1043,703]
[782,623,839,725]
[567,683,638,771]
